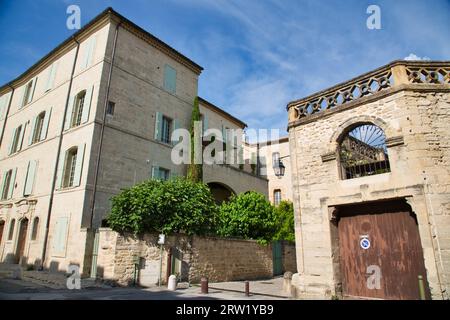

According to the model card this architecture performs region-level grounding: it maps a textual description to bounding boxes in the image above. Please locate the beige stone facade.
[287,61,450,299]
[245,137,293,205]
[0,8,267,276]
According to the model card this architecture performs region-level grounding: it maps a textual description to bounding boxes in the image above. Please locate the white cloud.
[404,53,431,61]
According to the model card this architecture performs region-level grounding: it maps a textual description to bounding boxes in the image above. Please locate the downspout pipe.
[40,36,80,269]
[89,21,121,228]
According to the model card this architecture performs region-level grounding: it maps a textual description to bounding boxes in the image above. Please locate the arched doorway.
[207,182,235,204]
[15,218,29,264]
[0,220,5,246]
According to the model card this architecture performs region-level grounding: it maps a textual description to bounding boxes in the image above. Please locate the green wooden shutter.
[73,144,85,187]
[17,123,26,151]
[23,160,37,196]
[19,86,27,108]
[64,95,75,130]
[151,166,159,179]
[81,85,94,124]
[45,62,58,91]
[83,37,96,69]
[0,172,7,199]
[7,168,17,199]
[8,128,17,155]
[164,65,176,93]
[40,108,52,141]
[55,150,67,189]
[221,125,226,143]
[52,217,69,255]
[28,116,37,145]
[154,112,162,140]
[28,77,38,104]
[172,119,180,145]
[203,114,208,133]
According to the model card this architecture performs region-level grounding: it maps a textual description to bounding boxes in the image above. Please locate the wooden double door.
[337,200,430,300]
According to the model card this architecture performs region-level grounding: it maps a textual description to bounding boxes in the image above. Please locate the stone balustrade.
[287,61,450,126]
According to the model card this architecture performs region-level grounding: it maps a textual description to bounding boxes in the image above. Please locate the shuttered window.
[65,87,93,130]
[163,64,176,94]
[45,62,58,91]
[1,168,16,200]
[9,124,26,154]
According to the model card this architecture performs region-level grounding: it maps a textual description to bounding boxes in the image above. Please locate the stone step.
[22,270,111,289]
[0,264,23,279]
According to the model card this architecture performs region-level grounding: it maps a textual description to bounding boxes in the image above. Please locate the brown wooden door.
[338,200,430,300]
[0,221,4,246]
[15,219,28,264]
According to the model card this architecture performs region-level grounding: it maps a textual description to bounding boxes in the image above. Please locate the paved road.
[0,277,290,300]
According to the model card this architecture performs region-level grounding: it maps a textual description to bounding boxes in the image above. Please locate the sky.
[0,0,449,136]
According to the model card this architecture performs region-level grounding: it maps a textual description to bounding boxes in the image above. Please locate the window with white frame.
[274,189,282,206]
[10,125,23,154]
[161,116,172,144]
[32,112,45,144]
[71,91,86,128]
[62,147,78,188]
[22,80,34,107]
[152,167,170,181]
[1,170,13,200]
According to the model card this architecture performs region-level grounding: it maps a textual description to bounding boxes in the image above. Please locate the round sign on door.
[360,237,371,250]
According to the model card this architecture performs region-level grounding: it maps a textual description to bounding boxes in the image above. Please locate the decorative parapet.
[287,61,450,127]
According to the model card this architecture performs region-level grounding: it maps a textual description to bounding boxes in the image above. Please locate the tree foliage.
[273,200,295,242]
[107,178,217,235]
[187,96,203,182]
[217,191,277,244]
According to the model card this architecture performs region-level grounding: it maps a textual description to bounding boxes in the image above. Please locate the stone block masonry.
[96,228,296,286]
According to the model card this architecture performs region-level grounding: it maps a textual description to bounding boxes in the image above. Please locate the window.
[71,91,86,128]
[10,125,23,154]
[31,217,39,240]
[106,101,115,116]
[152,167,170,181]
[62,147,78,188]
[161,116,172,144]
[1,170,13,200]
[32,112,45,144]
[339,124,390,179]
[22,81,34,107]
[163,64,177,94]
[274,189,282,206]
[8,219,15,240]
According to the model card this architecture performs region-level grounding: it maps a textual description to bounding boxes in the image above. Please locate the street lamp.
[273,160,286,177]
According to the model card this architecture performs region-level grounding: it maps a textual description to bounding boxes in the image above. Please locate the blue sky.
[0,0,449,135]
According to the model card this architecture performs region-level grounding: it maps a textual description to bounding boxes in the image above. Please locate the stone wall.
[96,228,296,286]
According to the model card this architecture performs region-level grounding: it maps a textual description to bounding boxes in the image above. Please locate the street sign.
[158,234,165,245]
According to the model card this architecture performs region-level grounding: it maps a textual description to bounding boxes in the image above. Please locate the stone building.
[0,8,267,276]
[287,60,450,299]
[245,137,293,205]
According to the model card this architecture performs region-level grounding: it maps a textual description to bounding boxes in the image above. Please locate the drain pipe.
[40,36,80,269]
[87,21,121,278]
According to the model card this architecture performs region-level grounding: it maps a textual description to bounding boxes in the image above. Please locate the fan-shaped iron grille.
[339,124,390,179]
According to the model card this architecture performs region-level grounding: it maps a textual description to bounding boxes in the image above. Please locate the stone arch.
[207,182,236,204]
[329,115,392,152]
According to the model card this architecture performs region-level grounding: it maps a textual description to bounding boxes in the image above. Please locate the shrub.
[107,178,217,236]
